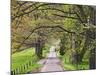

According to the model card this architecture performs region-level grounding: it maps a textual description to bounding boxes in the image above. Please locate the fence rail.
[11,60,34,75]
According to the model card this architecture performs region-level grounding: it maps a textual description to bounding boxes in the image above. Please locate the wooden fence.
[11,60,34,75]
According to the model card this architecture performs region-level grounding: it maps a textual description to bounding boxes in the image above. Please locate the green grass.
[59,54,76,70]
[22,63,42,74]
[64,64,76,70]
[77,59,89,70]
[11,48,41,74]
[63,60,89,70]
[58,52,89,71]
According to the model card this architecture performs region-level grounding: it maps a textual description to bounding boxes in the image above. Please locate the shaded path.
[40,46,63,72]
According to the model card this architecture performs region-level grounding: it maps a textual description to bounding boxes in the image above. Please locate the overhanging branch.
[17,25,75,49]
[12,3,55,20]
[52,14,78,19]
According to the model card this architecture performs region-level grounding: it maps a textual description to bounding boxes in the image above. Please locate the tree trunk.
[71,51,79,64]
[89,48,96,69]
[77,30,89,63]
[70,33,78,64]
[35,39,43,59]
[70,33,83,64]
[59,45,65,55]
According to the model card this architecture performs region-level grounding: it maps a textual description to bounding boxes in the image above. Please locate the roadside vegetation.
[12,48,41,74]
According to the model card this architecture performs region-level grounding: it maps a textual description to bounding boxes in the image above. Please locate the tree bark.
[70,33,78,64]
[35,39,43,59]
[89,48,96,69]
[59,45,65,55]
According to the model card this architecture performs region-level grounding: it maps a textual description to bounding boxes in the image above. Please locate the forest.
[11,0,96,74]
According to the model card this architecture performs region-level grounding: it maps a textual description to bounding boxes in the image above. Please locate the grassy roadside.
[57,51,89,71]
[12,46,50,74]
[11,48,41,74]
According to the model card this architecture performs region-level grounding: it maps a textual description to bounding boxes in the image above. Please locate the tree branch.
[38,8,87,25]
[14,2,28,9]
[38,8,75,15]
[12,3,55,20]
[52,14,78,19]
[17,25,75,49]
